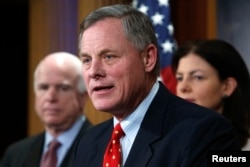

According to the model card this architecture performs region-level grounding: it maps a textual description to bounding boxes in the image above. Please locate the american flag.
[132,0,177,94]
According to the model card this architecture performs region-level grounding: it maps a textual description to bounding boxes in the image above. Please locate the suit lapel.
[61,119,93,167]
[23,134,44,167]
[124,82,171,167]
[96,121,114,165]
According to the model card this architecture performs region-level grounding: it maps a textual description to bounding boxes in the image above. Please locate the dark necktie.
[40,139,61,167]
[103,123,125,167]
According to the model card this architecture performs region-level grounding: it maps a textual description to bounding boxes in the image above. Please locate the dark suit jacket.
[73,82,240,167]
[0,119,92,167]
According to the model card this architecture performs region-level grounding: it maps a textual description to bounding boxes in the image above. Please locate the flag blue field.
[132,0,177,94]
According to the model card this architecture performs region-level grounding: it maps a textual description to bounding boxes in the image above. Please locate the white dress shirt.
[113,81,159,165]
[42,115,86,167]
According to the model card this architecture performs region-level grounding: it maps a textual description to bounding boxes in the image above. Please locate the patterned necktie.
[40,139,61,167]
[103,123,125,167]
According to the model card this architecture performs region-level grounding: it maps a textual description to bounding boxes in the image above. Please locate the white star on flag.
[137,4,149,14]
[151,12,164,25]
[162,40,173,53]
[132,0,177,94]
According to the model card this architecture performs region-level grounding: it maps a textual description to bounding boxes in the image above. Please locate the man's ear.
[223,77,237,97]
[143,44,157,72]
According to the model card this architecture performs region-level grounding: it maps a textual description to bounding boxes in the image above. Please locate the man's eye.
[38,84,48,91]
[81,57,91,64]
[59,85,71,91]
[104,55,114,60]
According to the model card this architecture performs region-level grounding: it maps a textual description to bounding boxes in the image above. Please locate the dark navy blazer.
[73,82,240,167]
[0,119,92,167]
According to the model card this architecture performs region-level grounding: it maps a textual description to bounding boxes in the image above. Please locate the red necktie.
[103,123,125,167]
[40,139,61,167]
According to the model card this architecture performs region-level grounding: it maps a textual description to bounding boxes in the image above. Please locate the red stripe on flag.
[160,66,177,95]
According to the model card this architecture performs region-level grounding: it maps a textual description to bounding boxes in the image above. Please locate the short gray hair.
[78,4,160,77]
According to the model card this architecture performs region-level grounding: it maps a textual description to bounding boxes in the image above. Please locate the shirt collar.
[44,115,85,149]
[114,81,159,141]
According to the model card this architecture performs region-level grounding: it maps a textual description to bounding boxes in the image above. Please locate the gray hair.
[34,52,86,94]
[78,4,160,77]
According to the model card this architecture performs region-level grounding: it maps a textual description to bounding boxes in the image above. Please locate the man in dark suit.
[73,4,240,167]
[0,52,92,167]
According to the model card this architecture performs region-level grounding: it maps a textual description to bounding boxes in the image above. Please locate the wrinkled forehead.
[36,63,77,84]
